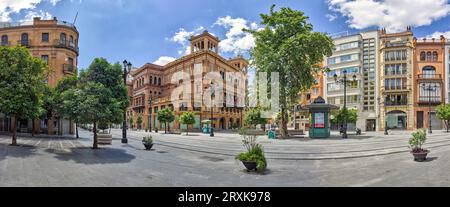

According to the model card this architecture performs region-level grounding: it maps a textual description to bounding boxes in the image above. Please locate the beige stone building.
[127,31,248,132]
[0,17,79,135]
[378,27,415,131]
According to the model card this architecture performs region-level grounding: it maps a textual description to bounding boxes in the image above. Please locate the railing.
[63,64,76,73]
[385,101,408,106]
[385,86,407,91]
[418,96,441,103]
[0,21,76,29]
[17,40,31,47]
[54,39,79,54]
[417,74,442,79]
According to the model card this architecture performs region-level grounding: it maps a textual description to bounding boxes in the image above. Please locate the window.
[422,66,436,78]
[426,52,432,61]
[1,35,8,46]
[158,77,161,85]
[21,33,29,46]
[42,33,49,42]
[41,55,49,65]
[432,52,438,61]
[420,52,426,61]
[60,33,67,44]
[419,83,441,102]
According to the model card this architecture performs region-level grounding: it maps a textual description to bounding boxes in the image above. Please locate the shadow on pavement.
[0,143,38,161]
[45,147,136,165]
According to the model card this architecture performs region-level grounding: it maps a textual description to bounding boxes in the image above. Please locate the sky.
[1,0,450,70]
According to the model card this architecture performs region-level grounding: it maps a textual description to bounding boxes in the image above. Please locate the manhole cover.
[200,156,224,162]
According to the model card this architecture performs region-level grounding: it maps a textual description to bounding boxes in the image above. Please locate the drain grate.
[156,151,168,154]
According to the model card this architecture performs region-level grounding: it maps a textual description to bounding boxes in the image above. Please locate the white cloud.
[326,13,337,21]
[0,0,61,22]
[20,10,53,22]
[328,0,450,32]
[426,31,450,39]
[214,16,258,54]
[167,26,204,55]
[153,56,176,66]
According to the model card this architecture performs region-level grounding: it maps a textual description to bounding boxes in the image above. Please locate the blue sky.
[2,0,450,69]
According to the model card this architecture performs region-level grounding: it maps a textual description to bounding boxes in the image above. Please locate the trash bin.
[268,130,276,139]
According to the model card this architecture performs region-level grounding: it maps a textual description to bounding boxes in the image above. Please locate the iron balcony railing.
[385,85,407,91]
[417,74,442,79]
[385,101,408,106]
[418,96,442,103]
[63,64,76,73]
[0,21,76,29]
[54,39,79,54]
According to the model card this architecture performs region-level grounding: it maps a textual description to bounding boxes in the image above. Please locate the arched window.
[432,51,438,61]
[69,35,74,47]
[1,35,8,46]
[426,52,432,61]
[60,33,67,44]
[154,77,157,85]
[158,77,161,85]
[21,33,29,46]
[150,76,153,84]
[422,66,436,78]
[420,52,426,61]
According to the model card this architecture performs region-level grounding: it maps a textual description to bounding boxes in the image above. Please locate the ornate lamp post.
[148,96,153,133]
[122,60,132,144]
[334,70,357,139]
[210,82,215,137]
[378,97,389,135]
[422,83,438,134]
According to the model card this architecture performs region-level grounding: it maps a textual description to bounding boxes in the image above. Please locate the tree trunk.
[92,122,98,149]
[280,107,288,138]
[11,116,17,146]
[31,119,35,137]
[186,125,189,136]
[447,120,449,133]
[75,123,79,138]
[58,118,63,136]
[165,122,168,134]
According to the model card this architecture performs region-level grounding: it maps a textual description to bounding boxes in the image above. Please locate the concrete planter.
[412,150,429,162]
[97,133,112,145]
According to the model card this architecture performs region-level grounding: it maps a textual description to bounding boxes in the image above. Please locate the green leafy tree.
[62,58,127,149]
[157,107,175,133]
[246,5,333,137]
[57,76,81,138]
[179,111,196,135]
[128,116,134,129]
[331,108,358,126]
[436,104,450,132]
[137,114,143,130]
[244,108,268,130]
[0,47,48,145]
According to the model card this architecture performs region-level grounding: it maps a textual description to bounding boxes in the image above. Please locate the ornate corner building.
[0,17,79,135]
[127,31,248,131]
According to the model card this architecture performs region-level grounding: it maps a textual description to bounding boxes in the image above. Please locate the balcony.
[418,96,442,104]
[63,64,76,74]
[417,74,442,80]
[17,40,31,47]
[384,85,407,91]
[54,39,79,55]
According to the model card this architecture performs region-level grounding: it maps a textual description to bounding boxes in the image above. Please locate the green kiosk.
[303,96,338,138]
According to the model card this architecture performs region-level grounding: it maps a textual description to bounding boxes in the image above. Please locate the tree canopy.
[436,104,450,132]
[247,5,334,137]
[0,46,48,145]
[157,107,175,133]
[179,111,196,135]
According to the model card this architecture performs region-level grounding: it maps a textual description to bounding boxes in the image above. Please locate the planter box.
[97,133,112,145]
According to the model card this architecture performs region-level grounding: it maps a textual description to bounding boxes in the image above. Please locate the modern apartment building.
[0,17,79,135]
[378,27,415,131]
[324,30,379,132]
[413,36,446,130]
[127,31,248,131]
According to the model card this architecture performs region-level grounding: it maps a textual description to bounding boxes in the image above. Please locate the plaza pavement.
[1,129,450,186]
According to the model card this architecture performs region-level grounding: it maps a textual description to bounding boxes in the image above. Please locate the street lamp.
[148,96,153,133]
[122,60,132,144]
[334,70,357,139]
[378,97,389,135]
[210,82,215,137]
[422,83,438,134]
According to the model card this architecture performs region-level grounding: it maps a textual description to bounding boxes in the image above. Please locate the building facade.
[295,71,324,131]
[324,30,379,132]
[127,31,247,132]
[378,27,415,131]
[0,17,79,135]
[413,37,446,130]
[445,41,450,104]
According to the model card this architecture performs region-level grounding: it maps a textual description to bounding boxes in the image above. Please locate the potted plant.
[235,128,267,173]
[409,129,429,162]
[155,127,159,133]
[142,136,153,150]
